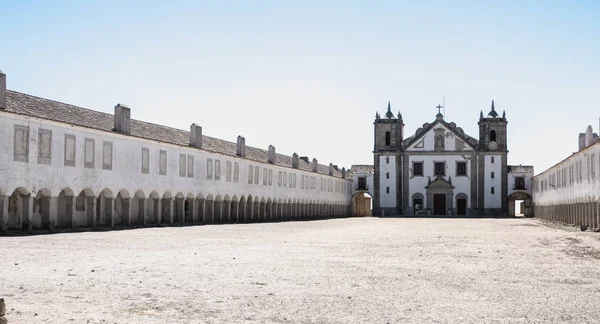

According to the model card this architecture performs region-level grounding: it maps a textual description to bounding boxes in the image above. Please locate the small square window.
[413,162,423,176]
[456,162,467,176]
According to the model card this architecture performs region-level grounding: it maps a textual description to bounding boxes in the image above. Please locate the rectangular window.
[158,150,166,175]
[592,153,596,178]
[13,125,30,162]
[491,187,495,194]
[187,155,194,178]
[141,147,149,174]
[491,156,495,164]
[293,174,297,188]
[64,134,76,167]
[263,167,268,185]
[283,171,288,187]
[301,175,304,189]
[386,156,389,164]
[515,177,525,190]
[434,162,445,176]
[234,162,239,182]
[214,159,220,180]
[226,161,232,182]
[456,161,467,176]
[386,186,390,194]
[278,171,282,187]
[206,158,213,179]
[358,177,367,190]
[248,165,254,184]
[84,138,95,169]
[37,129,52,165]
[386,172,390,179]
[268,169,273,186]
[413,162,423,176]
[179,154,187,177]
[491,171,495,179]
[103,142,113,170]
[254,166,260,184]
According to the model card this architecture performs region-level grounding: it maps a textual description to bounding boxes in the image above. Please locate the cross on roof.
[436,104,443,115]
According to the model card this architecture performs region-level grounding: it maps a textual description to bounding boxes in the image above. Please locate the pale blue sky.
[2,1,599,173]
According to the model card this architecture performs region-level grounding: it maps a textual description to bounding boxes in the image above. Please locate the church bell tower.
[373,101,404,216]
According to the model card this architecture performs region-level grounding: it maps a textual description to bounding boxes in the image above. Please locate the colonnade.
[534,198,600,229]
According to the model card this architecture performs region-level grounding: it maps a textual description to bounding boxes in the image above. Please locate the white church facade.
[368,102,533,217]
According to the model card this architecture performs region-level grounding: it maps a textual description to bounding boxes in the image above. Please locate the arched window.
[489,130,497,142]
[385,131,391,146]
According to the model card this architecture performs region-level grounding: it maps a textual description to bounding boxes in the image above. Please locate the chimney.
[579,133,586,151]
[329,163,334,176]
[0,70,6,110]
[114,104,131,134]
[311,158,318,172]
[236,136,246,157]
[300,156,309,164]
[585,125,594,147]
[190,123,202,148]
[292,153,299,169]
[268,145,276,164]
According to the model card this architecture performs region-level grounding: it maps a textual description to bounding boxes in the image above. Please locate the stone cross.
[436,104,443,115]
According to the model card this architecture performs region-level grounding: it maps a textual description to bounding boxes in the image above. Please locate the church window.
[434,162,445,176]
[491,187,495,194]
[413,162,423,176]
[491,171,495,179]
[490,130,497,142]
[386,156,389,164]
[456,162,467,176]
[491,156,495,164]
[386,172,390,179]
[386,186,390,194]
[385,131,391,146]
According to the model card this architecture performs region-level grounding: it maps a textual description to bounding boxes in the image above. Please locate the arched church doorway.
[425,177,454,216]
[508,192,532,217]
[352,192,372,217]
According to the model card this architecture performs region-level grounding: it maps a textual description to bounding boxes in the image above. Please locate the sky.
[1,1,599,173]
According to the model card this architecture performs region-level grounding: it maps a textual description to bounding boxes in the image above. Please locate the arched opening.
[266,198,272,222]
[196,194,205,224]
[149,191,160,224]
[411,193,424,216]
[33,188,52,230]
[115,190,131,226]
[352,192,373,217]
[174,192,185,224]
[214,195,223,224]
[205,194,215,224]
[185,193,195,224]
[490,129,497,142]
[161,192,173,225]
[75,188,95,228]
[455,193,468,216]
[131,190,146,226]
[259,198,267,222]
[230,195,238,223]
[57,188,75,229]
[508,192,532,217]
[97,189,113,227]
[8,187,31,231]
[253,197,261,222]
[223,195,231,223]
[239,196,247,222]
[385,131,391,146]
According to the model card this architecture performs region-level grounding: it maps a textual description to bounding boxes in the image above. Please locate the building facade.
[0,71,353,233]
[533,125,600,228]
[371,101,532,217]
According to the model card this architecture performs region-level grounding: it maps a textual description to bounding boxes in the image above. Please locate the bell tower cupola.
[374,101,405,152]
[478,100,508,151]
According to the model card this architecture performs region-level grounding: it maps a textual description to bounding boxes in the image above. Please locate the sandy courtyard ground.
[2,218,600,324]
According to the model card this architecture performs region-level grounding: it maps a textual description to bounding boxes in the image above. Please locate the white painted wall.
[507,169,534,197]
[351,173,374,198]
[408,155,472,209]
[0,113,352,227]
[379,155,396,207]
[484,155,501,208]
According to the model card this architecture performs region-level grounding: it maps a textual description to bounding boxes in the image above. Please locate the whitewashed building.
[371,101,532,217]
[533,125,600,228]
[0,71,353,233]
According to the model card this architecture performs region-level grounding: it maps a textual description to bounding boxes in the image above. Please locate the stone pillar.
[140,198,147,225]
[24,196,33,232]
[0,195,7,232]
[89,197,97,229]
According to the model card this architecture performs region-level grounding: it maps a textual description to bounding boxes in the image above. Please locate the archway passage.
[509,192,532,217]
[352,192,372,217]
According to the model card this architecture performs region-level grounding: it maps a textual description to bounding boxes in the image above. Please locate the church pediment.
[425,176,455,189]
[404,119,478,152]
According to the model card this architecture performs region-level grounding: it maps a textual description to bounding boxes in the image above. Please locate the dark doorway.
[413,198,423,215]
[433,194,446,215]
[457,198,466,216]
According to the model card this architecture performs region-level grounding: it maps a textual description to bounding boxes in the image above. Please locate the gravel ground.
[2,217,600,324]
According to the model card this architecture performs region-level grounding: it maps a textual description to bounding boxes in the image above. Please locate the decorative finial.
[385,101,394,118]
[480,110,484,120]
[491,100,495,111]
[387,101,391,112]
[502,110,506,119]
[397,111,403,121]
